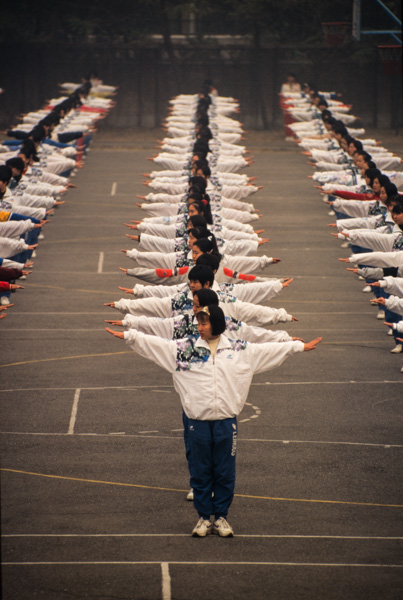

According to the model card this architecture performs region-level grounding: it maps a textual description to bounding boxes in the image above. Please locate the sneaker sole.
[213,529,234,537]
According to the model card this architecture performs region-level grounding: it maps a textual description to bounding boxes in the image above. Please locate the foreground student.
[106,306,322,538]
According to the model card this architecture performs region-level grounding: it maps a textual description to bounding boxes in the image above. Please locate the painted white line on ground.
[1,381,401,393]
[1,431,402,448]
[161,562,171,600]
[67,389,81,435]
[97,252,104,274]
[2,561,402,568]
[3,534,402,540]
[111,182,117,196]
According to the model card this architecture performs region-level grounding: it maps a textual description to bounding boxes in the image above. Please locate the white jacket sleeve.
[229,320,293,343]
[124,329,177,372]
[222,239,259,256]
[229,279,283,304]
[337,215,380,231]
[380,277,403,298]
[139,233,176,253]
[348,252,403,268]
[345,229,397,253]
[332,198,371,218]
[222,254,273,273]
[385,295,403,316]
[114,296,173,318]
[126,248,178,269]
[0,220,34,238]
[220,296,292,326]
[132,283,185,298]
[0,236,29,258]
[249,340,304,375]
[123,314,175,338]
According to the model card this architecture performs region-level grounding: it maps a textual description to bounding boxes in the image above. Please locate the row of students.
[280,84,403,372]
[105,85,322,537]
[0,77,116,314]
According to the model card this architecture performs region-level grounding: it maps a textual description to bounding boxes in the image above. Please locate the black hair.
[364,168,382,186]
[187,214,208,229]
[193,287,219,306]
[5,157,25,172]
[193,237,220,258]
[188,200,213,225]
[377,174,391,187]
[189,176,207,191]
[196,305,226,336]
[188,264,215,287]
[188,226,211,241]
[350,139,363,151]
[382,182,398,200]
[0,165,12,183]
[196,252,221,270]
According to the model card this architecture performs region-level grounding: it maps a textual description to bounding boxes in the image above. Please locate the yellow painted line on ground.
[0,351,132,368]
[41,236,122,244]
[27,283,112,295]
[2,469,402,509]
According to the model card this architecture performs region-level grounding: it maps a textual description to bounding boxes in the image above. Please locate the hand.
[396,337,403,343]
[0,313,6,320]
[25,261,34,268]
[104,302,116,308]
[282,277,293,288]
[126,234,139,241]
[291,316,299,322]
[258,238,269,246]
[118,286,133,294]
[28,244,38,251]
[124,223,138,230]
[136,196,146,200]
[304,337,323,351]
[338,258,350,263]
[370,298,385,306]
[119,267,128,274]
[10,284,24,290]
[327,223,337,228]
[104,320,123,326]
[105,327,124,339]
[346,268,358,274]
[136,203,143,208]
[383,322,393,328]
[272,258,281,264]
[22,270,32,276]
[121,249,127,254]
[254,229,264,235]
[369,282,381,288]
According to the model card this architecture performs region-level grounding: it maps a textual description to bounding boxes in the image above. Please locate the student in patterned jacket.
[106,306,321,537]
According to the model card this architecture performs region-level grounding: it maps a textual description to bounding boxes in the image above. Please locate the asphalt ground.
[1,124,403,600]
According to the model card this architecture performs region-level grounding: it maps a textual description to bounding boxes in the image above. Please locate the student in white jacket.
[105,305,321,538]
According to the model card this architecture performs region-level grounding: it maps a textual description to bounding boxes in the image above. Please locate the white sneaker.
[31,250,37,258]
[192,518,212,537]
[186,489,194,501]
[0,296,10,306]
[400,365,403,373]
[328,210,335,216]
[213,517,234,537]
[358,276,364,281]
[387,329,393,336]
[377,310,385,320]
[38,232,45,240]
[362,285,372,293]
[391,345,402,354]
[340,241,350,248]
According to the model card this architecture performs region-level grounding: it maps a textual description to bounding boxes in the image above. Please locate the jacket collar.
[195,333,232,352]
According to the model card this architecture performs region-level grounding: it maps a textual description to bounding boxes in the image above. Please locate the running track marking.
[97,251,104,274]
[111,181,117,196]
[2,560,402,568]
[2,469,402,509]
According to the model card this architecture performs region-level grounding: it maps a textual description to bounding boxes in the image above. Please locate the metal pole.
[352,0,361,41]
